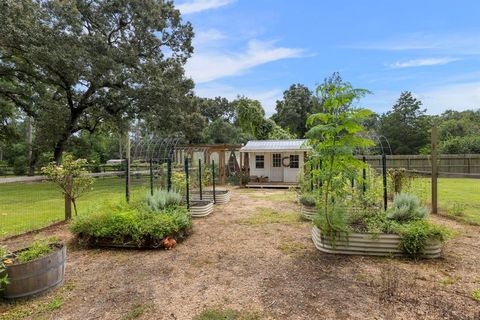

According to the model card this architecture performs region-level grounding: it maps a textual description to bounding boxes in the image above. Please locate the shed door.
[270,153,283,182]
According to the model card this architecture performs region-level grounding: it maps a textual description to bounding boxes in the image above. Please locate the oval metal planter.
[300,204,317,220]
[189,200,214,218]
[2,244,66,299]
[311,226,442,259]
[191,190,230,204]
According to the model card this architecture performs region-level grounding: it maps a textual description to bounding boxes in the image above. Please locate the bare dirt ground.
[1,188,479,320]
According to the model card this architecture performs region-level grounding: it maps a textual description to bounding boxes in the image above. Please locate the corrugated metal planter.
[300,205,317,220]
[311,226,443,259]
[1,244,66,299]
[189,200,214,217]
[191,190,231,204]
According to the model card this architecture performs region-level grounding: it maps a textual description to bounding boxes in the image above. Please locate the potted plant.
[299,193,317,220]
[306,74,450,259]
[70,189,192,248]
[0,238,66,299]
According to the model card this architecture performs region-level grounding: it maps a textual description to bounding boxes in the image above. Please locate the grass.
[237,207,301,225]
[125,304,150,319]
[410,178,480,225]
[278,241,308,256]
[472,288,480,301]
[0,176,152,238]
[193,307,261,320]
[250,191,296,203]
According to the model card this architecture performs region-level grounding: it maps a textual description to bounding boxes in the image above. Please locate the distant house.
[240,139,310,187]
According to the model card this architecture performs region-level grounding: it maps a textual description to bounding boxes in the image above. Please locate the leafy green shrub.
[171,171,187,195]
[386,193,428,222]
[70,201,192,247]
[392,220,451,259]
[0,245,9,290]
[16,237,60,264]
[145,189,182,211]
[313,206,350,242]
[13,156,27,176]
[299,193,316,207]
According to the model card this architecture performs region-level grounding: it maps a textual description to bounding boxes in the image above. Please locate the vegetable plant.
[386,193,429,222]
[0,246,10,290]
[306,73,374,231]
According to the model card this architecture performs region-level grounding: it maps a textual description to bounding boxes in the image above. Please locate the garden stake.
[362,156,367,194]
[212,159,216,204]
[167,158,172,192]
[185,158,190,209]
[149,158,154,196]
[382,153,387,211]
[198,159,203,200]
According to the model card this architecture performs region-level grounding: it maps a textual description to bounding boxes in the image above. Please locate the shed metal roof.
[240,139,309,152]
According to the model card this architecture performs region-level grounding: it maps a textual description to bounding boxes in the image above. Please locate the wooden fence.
[359,154,480,177]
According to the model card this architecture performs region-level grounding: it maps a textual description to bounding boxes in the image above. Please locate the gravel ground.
[1,188,479,320]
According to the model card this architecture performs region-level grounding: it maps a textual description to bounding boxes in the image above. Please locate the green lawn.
[410,178,480,225]
[0,176,153,238]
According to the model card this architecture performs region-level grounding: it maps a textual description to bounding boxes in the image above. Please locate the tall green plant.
[306,74,374,230]
[42,154,94,217]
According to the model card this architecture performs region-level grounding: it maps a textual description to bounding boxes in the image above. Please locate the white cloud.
[388,57,460,69]
[186,40,305,83]
[195,29,226,44]
[176,0,234,14]
[194,82,282,115]
[351,33,480,55]
[418,82,480,114]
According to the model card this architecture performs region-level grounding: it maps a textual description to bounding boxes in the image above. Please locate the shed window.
[272,154,281,167]
[290,155,299,168]
[255,155,265,169]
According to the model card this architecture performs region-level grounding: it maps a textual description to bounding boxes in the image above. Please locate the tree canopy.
[0,0,194,163]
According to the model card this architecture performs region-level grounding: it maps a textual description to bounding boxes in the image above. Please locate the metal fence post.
[431,127,438,214]
[382,153,387,211]
[167,158,172,192]
[198,159,203,200]
[126,134,131,203]
[185,158,190,209]
[212,159,216,204]
[362,156,367,194]
[149,158,154,196]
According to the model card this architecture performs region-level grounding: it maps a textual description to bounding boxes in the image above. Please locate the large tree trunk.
[53,135,69,164]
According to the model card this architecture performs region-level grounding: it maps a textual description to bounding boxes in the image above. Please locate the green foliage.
[386,193,429,222]
[447,202,466,217]
[194,307,261,320]
[13,155,28,176]
[203,119,247,144]
[0,0,194,162]
[306,73,374,231]
[391,220,451,259]
[313,205,350,241]
[42,154,95,216]
[439,135,480,154]
[271,83,320,137]
[378,91,432,154]
[0,245,10,290]
[171,171,187,195]
[472,288,480,301]
[70,201,192,247]
[16,237,60,264]
[299,193,316,207]
[234,97,265,138]
[145,189,182,211]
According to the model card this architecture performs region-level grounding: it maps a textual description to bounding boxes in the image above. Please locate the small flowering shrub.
[41,154,94,216]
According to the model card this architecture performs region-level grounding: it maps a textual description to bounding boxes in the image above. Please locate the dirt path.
[1,188,479,319]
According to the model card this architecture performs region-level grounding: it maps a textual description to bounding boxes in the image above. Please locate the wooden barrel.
[2,244,66,299]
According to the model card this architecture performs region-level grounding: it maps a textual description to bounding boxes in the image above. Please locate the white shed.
[240,139,310,187]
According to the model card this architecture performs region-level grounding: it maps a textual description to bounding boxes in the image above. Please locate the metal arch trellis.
[131,136,181,163]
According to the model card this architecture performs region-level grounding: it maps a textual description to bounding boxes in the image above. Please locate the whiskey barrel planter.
[191,190,231,204]
[2,244,66,299]
[189,200,214,217]
[300,205,317,220]
[311,226,443,259]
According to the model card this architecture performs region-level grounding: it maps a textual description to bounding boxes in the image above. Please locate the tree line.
[0,1,478,176]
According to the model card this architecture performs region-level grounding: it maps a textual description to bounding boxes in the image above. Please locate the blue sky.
[176,0,480,116]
